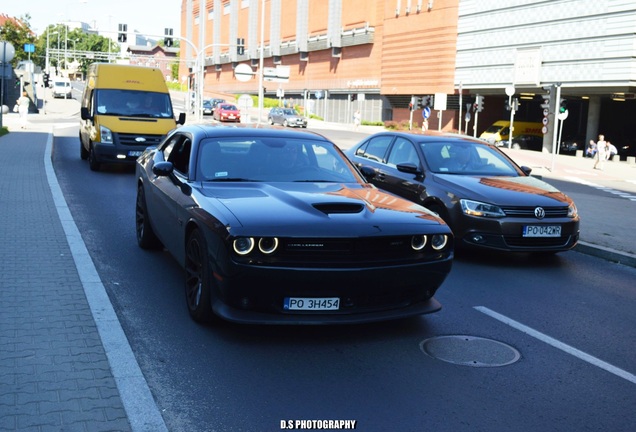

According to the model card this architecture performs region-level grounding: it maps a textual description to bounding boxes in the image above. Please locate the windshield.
[283,109,298,115]
[420,141,521,176]
[197,137,361,183]
[94,89,174,118]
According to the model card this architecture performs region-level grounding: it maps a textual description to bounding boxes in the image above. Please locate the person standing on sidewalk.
[16,91,30,129]
[593,134,608,170]
[353,110,361,130]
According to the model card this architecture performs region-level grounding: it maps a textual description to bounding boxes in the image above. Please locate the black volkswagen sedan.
[345,132,580,253]
[135,125,453,325]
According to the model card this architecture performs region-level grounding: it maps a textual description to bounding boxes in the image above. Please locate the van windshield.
[94,89,174,118]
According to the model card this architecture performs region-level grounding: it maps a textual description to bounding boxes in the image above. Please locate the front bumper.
[210,257,452,324]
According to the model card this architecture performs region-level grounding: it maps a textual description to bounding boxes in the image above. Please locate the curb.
[574,241,636,268]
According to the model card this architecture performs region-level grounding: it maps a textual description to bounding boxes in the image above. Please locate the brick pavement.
[0,131,133,431]
[1,101,168,431]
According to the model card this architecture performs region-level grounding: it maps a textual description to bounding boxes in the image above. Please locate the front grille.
[116,133,164,147]
[502,206,569,218]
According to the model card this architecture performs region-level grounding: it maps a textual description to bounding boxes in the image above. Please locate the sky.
[3,0,181,38]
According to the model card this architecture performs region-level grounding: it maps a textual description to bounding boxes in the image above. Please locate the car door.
[148,132,194,255]
[380,137,427,202]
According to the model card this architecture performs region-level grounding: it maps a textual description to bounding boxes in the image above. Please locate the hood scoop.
[313,202,364,214]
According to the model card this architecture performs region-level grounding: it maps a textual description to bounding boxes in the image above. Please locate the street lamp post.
[505,85,515,149]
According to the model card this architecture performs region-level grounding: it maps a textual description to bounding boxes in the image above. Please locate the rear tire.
[184,229,217,324]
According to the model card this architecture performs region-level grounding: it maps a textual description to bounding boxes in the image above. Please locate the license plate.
[523,225,561,237]
[284,297,340,311]
[128,151,143,157]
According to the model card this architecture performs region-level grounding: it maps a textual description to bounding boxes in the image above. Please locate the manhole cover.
[420,335,521,367]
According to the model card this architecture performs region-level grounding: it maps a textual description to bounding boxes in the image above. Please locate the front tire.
[135,184,162,249]
[88,143,101,171]
[185,229,217,324]
[80,133,88,160]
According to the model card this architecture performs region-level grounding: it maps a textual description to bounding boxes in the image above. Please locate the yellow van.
[79,63,185,171]
[479,120,543,145]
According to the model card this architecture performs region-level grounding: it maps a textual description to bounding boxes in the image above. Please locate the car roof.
[363,131,490,145]
[174,123,330,141]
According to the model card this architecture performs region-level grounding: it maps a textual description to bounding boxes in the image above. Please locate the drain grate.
[420,335,521,367]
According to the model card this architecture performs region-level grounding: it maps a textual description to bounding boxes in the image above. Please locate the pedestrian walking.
[593,134,608,170]
[353,110,361,130]
[16,91,30,129]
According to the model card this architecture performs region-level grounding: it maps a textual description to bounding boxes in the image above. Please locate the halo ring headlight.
[233,237,255,255]
[258,237,279,254]
[431,234,448,251]
[411,235,428,251]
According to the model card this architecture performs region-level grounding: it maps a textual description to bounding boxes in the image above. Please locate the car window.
[164,135,191,175]
[355,135,393,162]
[387,137,419,167]
[420,141,519,175]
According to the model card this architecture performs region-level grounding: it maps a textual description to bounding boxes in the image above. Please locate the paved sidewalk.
[1,105,166,431]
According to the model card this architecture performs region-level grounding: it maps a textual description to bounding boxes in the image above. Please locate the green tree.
[0,14,37,67]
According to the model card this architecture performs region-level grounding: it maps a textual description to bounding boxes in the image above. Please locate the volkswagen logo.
[534,207,545,219]
[135,137,147,143]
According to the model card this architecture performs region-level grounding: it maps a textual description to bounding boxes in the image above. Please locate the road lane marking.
[474,306,636,385]
[563,176,636,202]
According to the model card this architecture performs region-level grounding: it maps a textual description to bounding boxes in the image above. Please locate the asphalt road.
[50,124,636,432]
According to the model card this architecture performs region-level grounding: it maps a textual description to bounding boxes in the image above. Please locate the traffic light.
[512,98,519,111]
[422,95,434,107]
[559,98,567,113]
[43,73,50,87]
[164,28,174,47]
[505,99,511,111]
[410,96,421,111]
[118,24,127,43]
[476,95,484,112]
[350,94,357,102]
[237,38,245,55]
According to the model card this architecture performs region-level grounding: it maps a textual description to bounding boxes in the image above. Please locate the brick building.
[179,0,460,127]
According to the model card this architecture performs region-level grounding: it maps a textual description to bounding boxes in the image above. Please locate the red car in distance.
[213,103,241,123]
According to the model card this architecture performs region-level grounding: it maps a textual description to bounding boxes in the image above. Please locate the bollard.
[576,150,583,158]
[627,156,635,165]
[612,155,620,162]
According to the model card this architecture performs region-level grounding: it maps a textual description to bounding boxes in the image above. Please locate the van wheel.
[88,143,101,171]
[79,134,89,160]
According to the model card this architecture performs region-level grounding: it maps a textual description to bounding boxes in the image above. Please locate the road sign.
[557,109,569,121]
[237,94,254,108]
[422,106,431,119]
[234,63,254,82]
[542,117,549,125]
[542,126,548,134]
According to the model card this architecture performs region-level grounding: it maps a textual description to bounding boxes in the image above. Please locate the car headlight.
[258,237,279,254]
[568,203,578,218]
[411,235,428,251]
[431,234,449,251]
[460,199,505,218]
[233,237,255,255]
[100,125,113,144]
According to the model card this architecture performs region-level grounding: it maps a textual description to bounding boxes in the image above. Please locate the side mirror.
[520,165,533,176]
[396,162,422,175]
[177,112,186,125]
[80,106,92,121]
[359,165,377,180]
[152,161,174,177]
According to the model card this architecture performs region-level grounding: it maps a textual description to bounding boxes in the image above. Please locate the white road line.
[474,306,636,385]
[563,175,636,203]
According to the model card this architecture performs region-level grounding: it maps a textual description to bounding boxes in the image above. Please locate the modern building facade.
[179,0,636,154]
